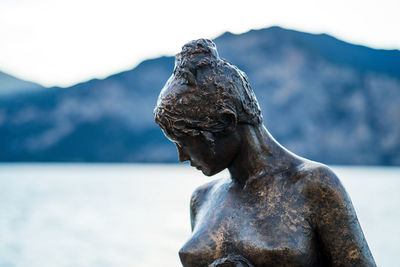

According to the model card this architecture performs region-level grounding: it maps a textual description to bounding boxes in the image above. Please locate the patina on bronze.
[154,39,376,267]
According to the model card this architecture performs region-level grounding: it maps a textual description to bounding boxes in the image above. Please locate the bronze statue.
[154,39,376,267]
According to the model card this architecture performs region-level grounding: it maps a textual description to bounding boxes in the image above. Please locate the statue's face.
[164,130,240,176]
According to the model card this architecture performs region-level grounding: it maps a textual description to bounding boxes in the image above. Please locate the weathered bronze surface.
[154,39,376,267]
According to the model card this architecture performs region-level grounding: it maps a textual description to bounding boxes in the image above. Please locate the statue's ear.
[220,110,237,134]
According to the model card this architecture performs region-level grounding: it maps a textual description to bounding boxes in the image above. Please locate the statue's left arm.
[304,165,376,266]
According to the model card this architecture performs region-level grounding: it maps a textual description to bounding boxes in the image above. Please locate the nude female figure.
[154,39,376,267]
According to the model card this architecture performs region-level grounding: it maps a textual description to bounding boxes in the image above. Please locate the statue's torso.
[179,172,324,267]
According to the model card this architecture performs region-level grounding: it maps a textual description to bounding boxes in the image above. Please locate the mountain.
[0,71,44,95]
[0,26,399,165]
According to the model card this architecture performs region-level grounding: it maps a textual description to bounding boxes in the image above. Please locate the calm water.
[0,164,398,267]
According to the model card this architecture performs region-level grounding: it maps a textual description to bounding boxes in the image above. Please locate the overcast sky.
[1,0,399,87]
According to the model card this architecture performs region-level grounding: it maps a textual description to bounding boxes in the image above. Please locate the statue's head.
[154,39,263,175]
[154,39,262,138]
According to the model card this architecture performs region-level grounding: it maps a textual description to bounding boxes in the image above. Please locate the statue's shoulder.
[295,161,343,189]
[294,160,352,217]
[190,178,222,209]
[189,178,225,230]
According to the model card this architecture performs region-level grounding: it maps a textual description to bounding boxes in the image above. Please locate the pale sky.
[1,0,399,87]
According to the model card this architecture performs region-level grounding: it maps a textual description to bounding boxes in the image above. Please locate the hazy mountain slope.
[0,56,175,162]
[0,71,44,95]
[0,26,399,164]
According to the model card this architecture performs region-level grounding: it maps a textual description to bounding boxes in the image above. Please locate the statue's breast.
[179,179,320,267]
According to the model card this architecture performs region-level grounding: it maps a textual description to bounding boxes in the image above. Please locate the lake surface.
[0,164,398,267]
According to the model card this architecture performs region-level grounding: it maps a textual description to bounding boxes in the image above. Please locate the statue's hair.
[154,39,262,138]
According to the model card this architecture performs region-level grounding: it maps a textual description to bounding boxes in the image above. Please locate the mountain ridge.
[0,71,45,96]
[1,26,399,165]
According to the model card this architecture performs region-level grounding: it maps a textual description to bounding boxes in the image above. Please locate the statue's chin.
[201,166,226,177]
[195,166,212,176]
[202,168,218,177]
[201,169,212,176]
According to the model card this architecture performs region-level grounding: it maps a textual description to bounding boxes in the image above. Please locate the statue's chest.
[180,183,318,266]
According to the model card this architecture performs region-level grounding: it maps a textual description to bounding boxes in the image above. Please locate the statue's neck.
[228,124,299,186]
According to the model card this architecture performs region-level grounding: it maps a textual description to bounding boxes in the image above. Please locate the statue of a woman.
[154,39,376,267]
